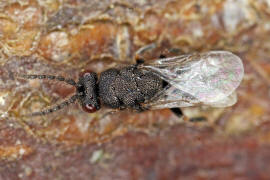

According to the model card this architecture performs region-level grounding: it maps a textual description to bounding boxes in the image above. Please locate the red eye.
[82,104,97,113]
[79,70,93,78]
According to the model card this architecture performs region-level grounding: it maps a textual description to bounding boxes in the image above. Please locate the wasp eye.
[79,70,93,78]
[82,104,97,113]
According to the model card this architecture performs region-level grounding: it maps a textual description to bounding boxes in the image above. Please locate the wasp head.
[77,70,100,113]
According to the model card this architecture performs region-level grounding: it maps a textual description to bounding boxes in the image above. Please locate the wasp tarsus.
[169,108,183,118]
[189,116,207,122]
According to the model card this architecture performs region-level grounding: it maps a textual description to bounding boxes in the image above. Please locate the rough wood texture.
[0,0,270,179]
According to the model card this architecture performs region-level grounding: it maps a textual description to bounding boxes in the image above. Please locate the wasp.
[16,50,244,117]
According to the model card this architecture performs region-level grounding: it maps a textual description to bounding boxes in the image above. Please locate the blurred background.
[0,0,270,179]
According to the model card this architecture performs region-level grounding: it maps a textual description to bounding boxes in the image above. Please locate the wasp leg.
[134,103,149,112]
[167,47,185,55]
[189,116,207,122]
[159,54,166,58]
[135,43,156,60]
[135,52,165,66]
[170,108,183,118]
[135,59,145,65]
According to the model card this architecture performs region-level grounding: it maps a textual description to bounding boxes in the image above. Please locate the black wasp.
[16,50,244,117]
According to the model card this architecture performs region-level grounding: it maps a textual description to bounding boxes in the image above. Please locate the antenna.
[17,74,77,86]
[25,95,78,116]
[15,73,79,116]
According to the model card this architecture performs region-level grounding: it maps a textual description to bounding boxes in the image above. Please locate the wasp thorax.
[77,70,100,113]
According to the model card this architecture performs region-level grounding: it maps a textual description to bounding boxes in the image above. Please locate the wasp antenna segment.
[26,95,78,116]
[17,74,77,86]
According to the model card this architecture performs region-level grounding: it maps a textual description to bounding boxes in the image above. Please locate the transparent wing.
[140,51,244,109]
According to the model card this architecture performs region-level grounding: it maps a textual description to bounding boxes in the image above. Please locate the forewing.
[141,51,244,108]
[143,85,200,109]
